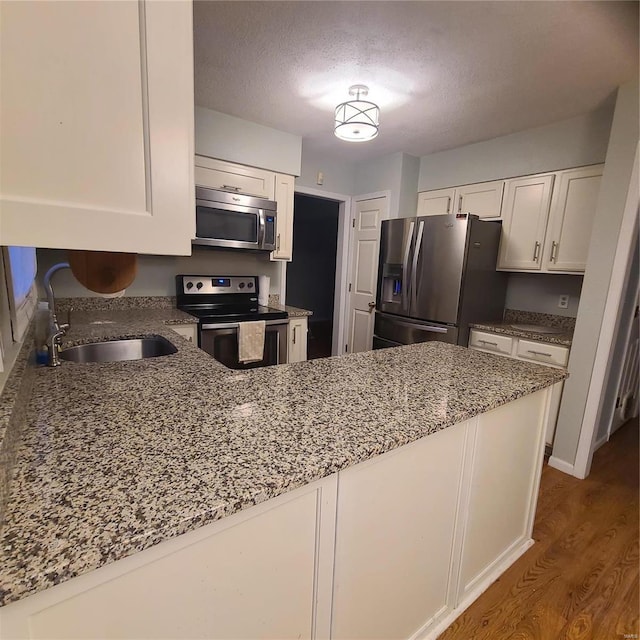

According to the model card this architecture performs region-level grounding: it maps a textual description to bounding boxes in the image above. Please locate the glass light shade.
[334,99,380,142]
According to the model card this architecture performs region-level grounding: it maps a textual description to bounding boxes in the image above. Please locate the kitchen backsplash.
[504,272,583,318]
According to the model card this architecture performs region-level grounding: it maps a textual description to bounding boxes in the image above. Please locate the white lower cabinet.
[332,423,466,639]
[287,317,308,362]
[169,324,198,344]
[0,389,555,640]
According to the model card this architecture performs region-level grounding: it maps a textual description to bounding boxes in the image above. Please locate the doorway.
[286,194,340,359]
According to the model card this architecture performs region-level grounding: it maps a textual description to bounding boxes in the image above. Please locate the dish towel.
[238,321,266,363]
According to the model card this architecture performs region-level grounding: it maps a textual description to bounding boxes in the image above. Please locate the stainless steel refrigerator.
[374,213,507,348]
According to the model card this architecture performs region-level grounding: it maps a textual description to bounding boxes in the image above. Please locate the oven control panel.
[178,275,257,295]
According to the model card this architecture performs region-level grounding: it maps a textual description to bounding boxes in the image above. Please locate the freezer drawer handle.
[388,318,449,333]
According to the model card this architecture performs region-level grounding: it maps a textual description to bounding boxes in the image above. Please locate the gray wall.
[195,106,302,176]
[553,79,639,467]
[505,274,583,317]
[36,246,281,298]
[297,145,357,196]
[418,103,614,191]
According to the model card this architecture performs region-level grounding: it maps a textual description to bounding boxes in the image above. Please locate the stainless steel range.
[176,275,288,369]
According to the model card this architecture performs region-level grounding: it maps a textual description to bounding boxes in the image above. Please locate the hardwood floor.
[438,417,639,640]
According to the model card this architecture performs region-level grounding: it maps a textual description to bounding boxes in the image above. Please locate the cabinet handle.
[550,241,558,262]
[527,349,552,358]
[276,233,281,251]
[533,241,541,262]
[292,326,296,344]
[446,197,451,214]
[458,195,463,213]
[478,339,499,347]
[222,184,241,192]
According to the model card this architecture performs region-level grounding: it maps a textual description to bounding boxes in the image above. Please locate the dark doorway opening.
[286,194,340,359]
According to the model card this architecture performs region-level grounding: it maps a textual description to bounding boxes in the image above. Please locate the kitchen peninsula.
[0,311,566,640]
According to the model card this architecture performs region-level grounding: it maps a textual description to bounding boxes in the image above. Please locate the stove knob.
[238,282,245,289]
[247,282,253,288]
[186,281,193,290]
[196,281,203,290]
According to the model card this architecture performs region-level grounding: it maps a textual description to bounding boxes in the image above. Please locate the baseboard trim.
[548,455,575,476]
[412,538,535,640]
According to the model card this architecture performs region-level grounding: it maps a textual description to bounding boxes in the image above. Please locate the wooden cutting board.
[68,250,137,294]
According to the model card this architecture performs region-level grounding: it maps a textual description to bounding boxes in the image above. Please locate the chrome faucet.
[43,262,70,366]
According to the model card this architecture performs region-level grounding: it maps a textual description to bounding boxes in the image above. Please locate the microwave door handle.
[402,221,415,311]
[257,209,266,247]
[411,220,425,312]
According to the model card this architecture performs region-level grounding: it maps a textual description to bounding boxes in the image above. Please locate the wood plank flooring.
[438,417,639,640]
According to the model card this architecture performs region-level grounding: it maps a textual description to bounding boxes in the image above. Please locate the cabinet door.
[544,165,603,272]
[457,181,505,219]
[288,317,308,363]
[0,1,194,255]
[497,175,554,270]
[332,423,466,640]
[169,324,198,344]
[417,188,456,216]
[194,156,275,199]
[272,173,295,261]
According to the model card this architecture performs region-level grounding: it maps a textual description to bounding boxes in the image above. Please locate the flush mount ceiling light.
[334,84,380,142]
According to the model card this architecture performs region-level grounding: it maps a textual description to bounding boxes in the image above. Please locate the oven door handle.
[201,319,289,330]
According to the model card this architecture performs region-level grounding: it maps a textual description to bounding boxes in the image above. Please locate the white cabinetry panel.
[169,324,198,344]
[332,423,466,640]
[457,180,505,219]
[287,317,308,363]
[497,175,555,270]
[272,173,295,261]
[544,165,603,272]
[194,155,275,199]
[0,1,194,255]
[417,187,456,216]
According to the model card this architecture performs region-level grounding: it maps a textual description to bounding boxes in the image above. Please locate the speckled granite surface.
[56,296,177,312]
[0,313,565,607]
[471,310,574,346]
[268,302,313,317]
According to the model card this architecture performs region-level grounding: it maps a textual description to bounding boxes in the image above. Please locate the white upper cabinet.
[416,188,456,216]
[497,165,603,273]
[417,181,504,219]
[497,175,555,270]
[0,1,195,255]
[457,180,505,219]
[543,165,603,272]
[194,156,275,200]
[272,173,295,261]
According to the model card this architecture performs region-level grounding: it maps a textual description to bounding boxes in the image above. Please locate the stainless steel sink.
[59,336,177,363]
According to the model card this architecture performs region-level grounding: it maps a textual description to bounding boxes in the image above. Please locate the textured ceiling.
[194,1,638,162]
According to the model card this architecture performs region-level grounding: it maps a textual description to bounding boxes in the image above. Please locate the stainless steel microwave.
[193,186,277,251]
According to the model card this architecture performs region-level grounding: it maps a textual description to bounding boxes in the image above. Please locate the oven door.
[199,320,288,369]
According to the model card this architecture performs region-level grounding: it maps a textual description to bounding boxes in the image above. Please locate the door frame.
[343,190,391,354]
[281,186,352,357]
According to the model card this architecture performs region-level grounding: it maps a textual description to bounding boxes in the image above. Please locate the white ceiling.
[194,1,638,162]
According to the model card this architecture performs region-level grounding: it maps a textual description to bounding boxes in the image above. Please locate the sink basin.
[509,324,564,334]
[59,336,177,363]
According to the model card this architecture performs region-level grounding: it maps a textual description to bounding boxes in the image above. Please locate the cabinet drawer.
[468,330,513,355]
[195,156,275,199]
[516,339,568,368]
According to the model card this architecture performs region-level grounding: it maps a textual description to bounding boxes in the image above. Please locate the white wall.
[297,145,357,196]
[195,106,302,176]
[398,154,420,219]
[505,274,583,317]
[418,103,614,191]
[36,247,282,298]
[354,153,403,215]
[552,79,639,468]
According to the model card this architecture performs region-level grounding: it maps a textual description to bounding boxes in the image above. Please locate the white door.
[497,174,555,270]
[457,180,505,219]
[346,196,388,353]
[416,187,456,216]
[544,165,603,272]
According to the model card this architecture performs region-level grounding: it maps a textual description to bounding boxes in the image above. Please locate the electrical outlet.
[558,294,569,309]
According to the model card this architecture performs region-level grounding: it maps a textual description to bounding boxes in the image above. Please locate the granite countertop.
[469,321,574,346]
[267,302,313,317]
[0,310,566,606]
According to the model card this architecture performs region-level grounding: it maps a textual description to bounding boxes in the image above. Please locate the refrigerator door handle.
[411,220,425,311]
[402,220,415,311]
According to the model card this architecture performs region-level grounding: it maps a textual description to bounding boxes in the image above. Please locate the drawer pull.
[478,339,499,347]
[446,197,451,214]
[527,349,552,358]
[292,326,296,344]
[222,184,241,192]
[458,195,463,213]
